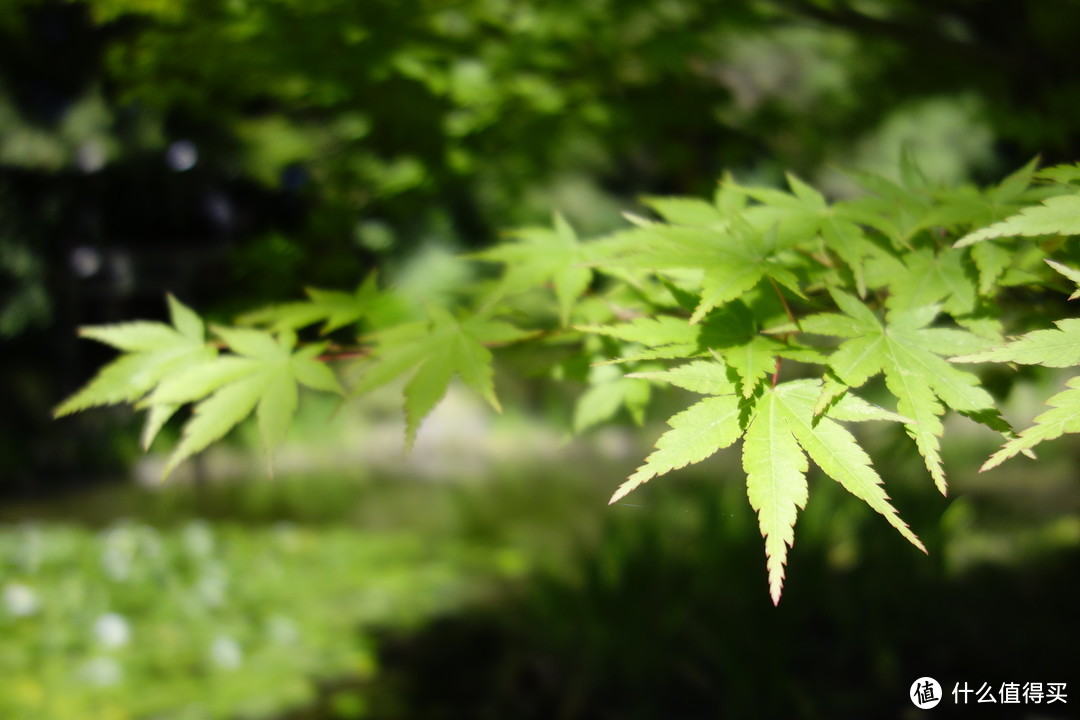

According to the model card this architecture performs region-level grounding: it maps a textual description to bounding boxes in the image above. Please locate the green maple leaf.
[350,306,533,449]
[884,247,977,315]
[611,362,920,604]
[54,295,218,449]
[1036,161,1080,185]
[598,220,805,324]
[730,173,880,295]
[1045,259,1080,300]
[579,302,823,396]
[953,318,1080,469]
[834,169,933,248]
[802,292,997,494]
[970,240,1016,296]
[952,318,1080,368]
[612,363,744,503]
[906,157,1041,239]
[54,295,214,417]
[239,274,409,333]
[956,192,1080,247]
[572,363,651,433]
[832,157,1025,255]
[628,358,741,395]
[143,327,343,478]
[745,381,925,604]
[978,378,1080,471]
[642,196,727,227]
[472,213,592,326]
[55,296,344,479]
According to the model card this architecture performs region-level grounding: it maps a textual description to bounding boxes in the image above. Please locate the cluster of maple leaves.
[57,158,1080,602]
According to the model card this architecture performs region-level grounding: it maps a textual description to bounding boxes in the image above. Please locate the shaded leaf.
[957,193,1080,246]
[473,213,592,325]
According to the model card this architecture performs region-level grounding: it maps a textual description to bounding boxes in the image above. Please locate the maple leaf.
[831,157,1033,256]
[802,292,997,494]
[472,213,592,326]
[611,360,920,604]
[1035,162,1080,185]
[832,168,934,248]
[139,327,343,478]
[579,301,823,396]
[572,363,651,433]
[239,274,410,333]
[54,295,214,417]
[349,306,534,449]
[1045,259,1080,300]
[953,318,1080,469]
[597,219,806,324]
[747,381,924,604]
[55,296,344,478]
[642,196,727,227]
[956,192,1080,247]
[731,173,882,296]
[54,295,218,450]
[952,318,1080,368]
[884,247,977,316]
[609,360,747,510]
[970,239,1016,296]
[977,378,1080,471]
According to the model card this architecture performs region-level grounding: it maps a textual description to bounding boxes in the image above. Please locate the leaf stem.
[317,347,372,362]
[768,276,800,330]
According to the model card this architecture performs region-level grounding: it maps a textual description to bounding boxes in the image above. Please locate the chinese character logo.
[911,677,943,709]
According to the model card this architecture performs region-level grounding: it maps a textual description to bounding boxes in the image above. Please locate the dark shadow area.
[363,477,1079,720]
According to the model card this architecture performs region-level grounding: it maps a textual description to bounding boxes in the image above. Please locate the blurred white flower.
[210,635,243,670]
[100,526,137,581]
[80,656,123,687]
[93,613,131,649]
[183,521,215,558]
[3,582,40,617]
[15,525,45,574]
[196,572,227,607]
[266,615,300,646]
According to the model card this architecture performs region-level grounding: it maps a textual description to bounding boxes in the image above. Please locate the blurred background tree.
[9,0,1080,488]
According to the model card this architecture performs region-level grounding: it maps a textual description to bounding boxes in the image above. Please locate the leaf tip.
[608,479,638,505]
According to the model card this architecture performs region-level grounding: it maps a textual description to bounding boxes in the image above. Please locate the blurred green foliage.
[4,0,1080,488]
[0,517,525,719]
